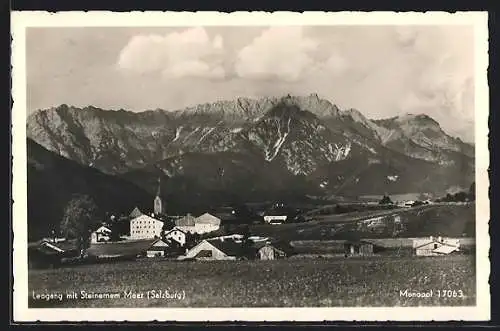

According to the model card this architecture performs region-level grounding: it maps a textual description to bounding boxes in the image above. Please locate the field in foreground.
[28,255,475,308]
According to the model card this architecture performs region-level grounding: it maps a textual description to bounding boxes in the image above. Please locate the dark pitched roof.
[130,207,143,218]
[207,239,244,257]
[166,228,188,235]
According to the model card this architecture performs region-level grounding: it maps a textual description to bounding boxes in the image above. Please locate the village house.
[164,228,187,247]
[90,225,112,243]
[174,213,222,234]
[194,213,222,233]
[263,215,287,224]
[129,214,164,240]
[413,236,461,256]
[174,214,197,233]
[180,237,244,261]
[146,239,171,258]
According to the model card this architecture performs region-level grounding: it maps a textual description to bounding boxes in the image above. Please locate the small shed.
[146,239,171,258]
[90,225,112,243]
[256,243,288,260]
[344,240,374,256]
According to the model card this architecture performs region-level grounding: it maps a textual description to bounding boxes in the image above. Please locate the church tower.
[154,177,163,215]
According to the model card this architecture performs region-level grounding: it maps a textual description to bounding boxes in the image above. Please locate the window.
[434,244,438,249]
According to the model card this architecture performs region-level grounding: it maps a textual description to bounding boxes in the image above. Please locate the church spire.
[154,177,163,215]
[156,176,161,197]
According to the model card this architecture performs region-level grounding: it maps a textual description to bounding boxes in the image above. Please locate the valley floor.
[28,255,475,308]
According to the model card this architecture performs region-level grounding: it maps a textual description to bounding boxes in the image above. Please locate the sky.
[26,25,475,142]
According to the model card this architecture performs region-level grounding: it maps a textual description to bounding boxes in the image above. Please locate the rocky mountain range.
[27,94,475,207]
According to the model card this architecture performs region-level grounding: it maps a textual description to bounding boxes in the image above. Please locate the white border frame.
[11,11,490,322]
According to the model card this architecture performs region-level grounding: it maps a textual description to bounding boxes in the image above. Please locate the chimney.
[438,236,443,242]
[430,236,434,241]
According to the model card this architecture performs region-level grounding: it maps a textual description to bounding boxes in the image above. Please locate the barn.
[413,236,460,256]
[28,239,80,269]
[182,238,243,260]
[146,239,171,258]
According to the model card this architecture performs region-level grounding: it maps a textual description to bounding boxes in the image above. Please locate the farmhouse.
[28,239,80,269]
[263,215,287,224]
[174,214,197,233]
[90,225,112,243]
[413,236,461,256]
[181,238,243,260]
[130,214,164,239]
[146,239,170,258]
[174,213,222,234]
[164,228,187,246]
[194,213,221,233]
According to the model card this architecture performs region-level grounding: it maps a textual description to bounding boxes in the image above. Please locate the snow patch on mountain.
[198,127,216,145]
[173,126,183,142]
[265,118,291,161]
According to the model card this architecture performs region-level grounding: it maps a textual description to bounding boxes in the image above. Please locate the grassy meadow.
[29,255,475,308]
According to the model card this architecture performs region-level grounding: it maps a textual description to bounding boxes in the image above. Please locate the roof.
[195,213,221,225]
[147,239,171,251]
[130,207,143,218]
[131,214,163,224]
[28,239,80,251]
[206,238,244,257]
[175,215,196,227]
[166,227,188,235]
[414,239,460,250]
[94,225,112,233]
[433,245,459,254]
[28,239,81,258]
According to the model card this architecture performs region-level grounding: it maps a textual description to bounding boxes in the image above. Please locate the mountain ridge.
[27,94,474,198]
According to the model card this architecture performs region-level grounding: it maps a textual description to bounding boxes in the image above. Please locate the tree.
[469,182,476,201]
[379,195,393,205]
[60,194,101,251]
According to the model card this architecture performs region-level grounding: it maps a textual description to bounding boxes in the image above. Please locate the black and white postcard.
[11,11,490,322]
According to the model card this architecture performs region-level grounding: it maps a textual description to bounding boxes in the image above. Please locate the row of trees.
[436,182,475,202]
